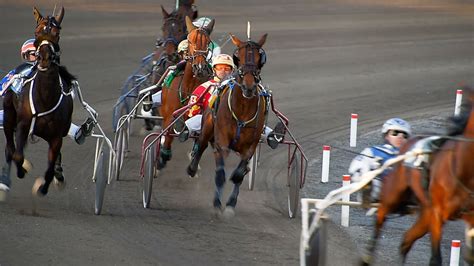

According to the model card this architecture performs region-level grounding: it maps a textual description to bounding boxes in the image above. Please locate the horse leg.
[361,206,389,265]
[53,152,65,185]
[187,113,213,177]
[12,120,30,179]
[36,138,63,196]
[226,159,249,208]
[428,210,443,266]
[213,148,226,210]
[0,95,16,191]
[157,114,173,169]
[399,208,431,262]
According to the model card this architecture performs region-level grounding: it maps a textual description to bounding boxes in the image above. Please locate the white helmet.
[211,54,235,69]
[381,118,412,136]
[193,17,212,28]
[177,40,188,53]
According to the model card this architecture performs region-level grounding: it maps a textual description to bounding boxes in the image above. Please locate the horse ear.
[257,33,268,47]
[33,7,43,25]
[204,19,215,35]
[230,34,242,47]
[161,5,170,19]
[55,7,65,25]
[185,16,196,32]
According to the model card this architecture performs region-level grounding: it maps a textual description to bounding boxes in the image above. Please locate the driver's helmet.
[381,118,412,136]
[20,39,36,62]
[177,40,188,54]
[211,54,235,70]
[193,17,212,28]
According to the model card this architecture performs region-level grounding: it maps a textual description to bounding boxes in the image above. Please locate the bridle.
[36,40,60,71]
[162,14,187,50]
[186,28,212,77]
[233,42,265,81]
[232,42,265,98]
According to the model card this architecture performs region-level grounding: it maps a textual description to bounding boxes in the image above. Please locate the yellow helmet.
[177,40,188,53]
[211,54,235,69]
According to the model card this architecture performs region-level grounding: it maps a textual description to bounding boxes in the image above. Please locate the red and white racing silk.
[187,78,219,117]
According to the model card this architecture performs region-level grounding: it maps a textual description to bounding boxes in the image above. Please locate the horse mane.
[446,85,473,136]
[58,65,76,87]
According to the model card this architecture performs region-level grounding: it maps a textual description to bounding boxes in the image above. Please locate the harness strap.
[228,81,266,148]
[28,73,69,137]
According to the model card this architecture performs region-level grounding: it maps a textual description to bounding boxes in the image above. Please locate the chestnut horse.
[187,33,268,215]
[363,87,474,265]
[157,16,213,169]
[396,86,474,265]
[361,136,430,265]
[0,7,75,198]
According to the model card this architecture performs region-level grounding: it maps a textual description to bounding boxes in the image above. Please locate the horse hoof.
[32,177,46,197]
[223,207,235,219]
[54,177,66,191]
[22,159,33,173]
[187,166,197,178]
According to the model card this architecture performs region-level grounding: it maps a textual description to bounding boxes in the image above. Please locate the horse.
[157,16,214,169]
[151,4,195,84]
[361,136,431,265]
[187,32,268,216]
[143,5,192,131]
[0,7,75,198]
[362,87,474,265]
[396,86,474,265]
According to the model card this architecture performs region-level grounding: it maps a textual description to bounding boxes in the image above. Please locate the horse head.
[185,16,214,78]
[36,40,59,71]
[230,33,268,98]
[33,6,63,46]
[161,6,187,61]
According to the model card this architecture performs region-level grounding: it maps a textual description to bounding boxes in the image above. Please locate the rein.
[226,79,266,148]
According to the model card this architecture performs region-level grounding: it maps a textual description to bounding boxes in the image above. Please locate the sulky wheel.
[248,144,260,190]
[288,152,301,218]
[305,216,327,266]
[114,123,128,180]
[142,143,156,208]
[94,150,108,215]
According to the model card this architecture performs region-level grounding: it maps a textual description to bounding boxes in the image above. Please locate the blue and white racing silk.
[348,143,399,201]
[0,63,35,96]
[349,143,399,182]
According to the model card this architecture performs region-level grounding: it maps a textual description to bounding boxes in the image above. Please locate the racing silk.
[0,62,35,96]
[187,78,219,117]
[348,143,399,183]
[208,41,221,60]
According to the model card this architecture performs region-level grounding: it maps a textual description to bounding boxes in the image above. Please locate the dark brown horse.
[151,4,196,84]
[0,7,75,198]
[187,33,268,215]
[157,16,213,169]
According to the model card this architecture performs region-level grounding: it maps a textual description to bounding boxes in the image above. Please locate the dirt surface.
[0,1,473,265]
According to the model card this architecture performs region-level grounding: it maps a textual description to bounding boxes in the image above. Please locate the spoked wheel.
[142,143,156,208]
[288,152,301,218]
[303,216,327,266]
[94,150,108,215]
[248,143,261,190]
[114,123,128,181]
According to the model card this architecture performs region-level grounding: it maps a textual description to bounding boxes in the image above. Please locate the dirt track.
[0,1,473,265]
